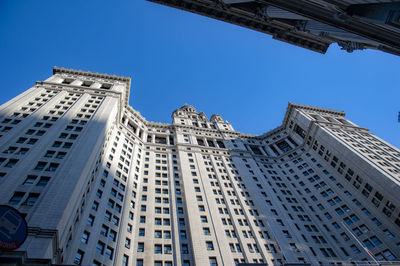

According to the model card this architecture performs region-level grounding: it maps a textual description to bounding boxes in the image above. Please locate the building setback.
[0,67,399,266]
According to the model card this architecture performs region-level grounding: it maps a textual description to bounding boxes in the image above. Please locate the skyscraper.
[0,67,399,265]
[147,0,400,56]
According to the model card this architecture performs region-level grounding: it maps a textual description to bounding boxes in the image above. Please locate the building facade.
[0,67,399,266]
[147,0,400,56]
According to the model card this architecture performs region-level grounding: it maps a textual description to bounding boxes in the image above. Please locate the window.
[165,244,172,254]
[3,146,17,154]
[34,161,47,170]
[350,245,360,254]
[52,141,62,147]
[105,246,114,259]
[206,241,214,250]
[87,215,95,226]
[138,242,144,252]
[92,201,99,211]
[16,148,29,155]
[111,216,119,226]
[182,244,189,254]
[63,142,73,149]
[55,151,66,159]
[23,175,37,185]
[139,228,145,236]
[109,230,116,241]
[46,163,59,171]
[164,231,171,239]
[363,239,374,249]
[9,192,24,205]
[371,236,382,246]
[44,150,56,158]
[372,217,382,226]
[104,211,111,221]
[180,230,187,239]
[62,78,74,84]
[73,249,84,265]
[155,244,162,254]
[100,225,109,237]
[384,229,395,239]
[101,83,112,89]
[383,249,396,261]
[81,231,90,244]
[125,238,131,249]
[122,255,129,266]
[155,230,162,238]
[23,193,39,206]
[203,227,211,235]
[209,257,218,266]
[96,242,105,254]
[82,81,93,87]
[16,137,27,143]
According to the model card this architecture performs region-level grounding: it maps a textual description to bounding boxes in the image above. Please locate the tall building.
[0,67,400,266]
[147,0,400,56]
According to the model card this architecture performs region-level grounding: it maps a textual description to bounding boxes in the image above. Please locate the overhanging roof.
[147,0,400,55]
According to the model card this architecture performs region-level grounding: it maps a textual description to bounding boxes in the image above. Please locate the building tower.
[0,67,399,265]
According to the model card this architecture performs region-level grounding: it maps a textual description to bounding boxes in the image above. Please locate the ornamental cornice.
[282,102,346,129]
[53,66,131,108]
[53,66,130,82]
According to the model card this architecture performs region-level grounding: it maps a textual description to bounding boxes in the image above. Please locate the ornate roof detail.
[210,114,223,122]
[172,104,200,117]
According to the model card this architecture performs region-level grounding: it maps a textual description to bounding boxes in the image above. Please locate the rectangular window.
[138,242,144,252]
[9,191,25,205]
[206,241,214,250]
[23,193,40,206]
[34,161,47,170]
[81,231,90,244]
[105,246,114,259]
[87,215,95,226]
[155,244,162,254]
[96,241,105,254]
[73,249,84,265]
[23,175,37,185]
[46,163,59,172]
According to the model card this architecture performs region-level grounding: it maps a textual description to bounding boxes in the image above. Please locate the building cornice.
[53,66,132,107]
[282,102,346,128]
[53,66,131,82]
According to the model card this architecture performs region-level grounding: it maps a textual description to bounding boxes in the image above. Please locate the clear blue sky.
[0,0,399,148]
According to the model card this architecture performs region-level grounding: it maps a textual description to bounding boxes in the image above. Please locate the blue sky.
[0,0,399,148]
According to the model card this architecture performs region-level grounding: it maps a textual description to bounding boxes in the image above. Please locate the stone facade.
[0,67,399,266]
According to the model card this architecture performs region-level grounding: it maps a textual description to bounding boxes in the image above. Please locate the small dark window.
[100,83,112,89]
[62,78,74,84]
